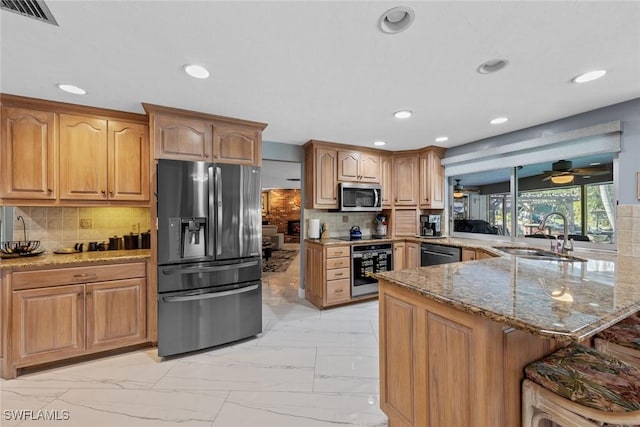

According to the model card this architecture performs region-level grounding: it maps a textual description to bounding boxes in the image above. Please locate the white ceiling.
[1,1,639,152]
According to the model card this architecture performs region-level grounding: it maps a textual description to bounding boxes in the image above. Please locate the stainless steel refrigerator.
[156,159,262,357]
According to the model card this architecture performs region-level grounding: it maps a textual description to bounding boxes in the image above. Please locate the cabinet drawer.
[326,256,350,270]
[326,279,350,304]
[12,262,146,290]
[326,267,350,281]
[326,246,350,258]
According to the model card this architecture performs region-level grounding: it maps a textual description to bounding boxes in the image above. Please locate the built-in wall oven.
[351,243,393,297]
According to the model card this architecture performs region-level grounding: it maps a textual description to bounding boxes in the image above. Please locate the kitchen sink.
[493,246,586,262]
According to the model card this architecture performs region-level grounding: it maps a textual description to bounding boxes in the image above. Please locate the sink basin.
[493,246,586,262]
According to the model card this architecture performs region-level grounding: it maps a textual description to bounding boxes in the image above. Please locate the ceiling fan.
[542,160,610,184]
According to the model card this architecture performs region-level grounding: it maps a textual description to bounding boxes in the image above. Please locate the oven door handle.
[162,284,259,303]
[161,260,259,275]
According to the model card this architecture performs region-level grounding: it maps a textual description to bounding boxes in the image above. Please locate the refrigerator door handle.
[162,284,259,303]
[207,165,215,257]
[161,260,259,276]
[216,166,223,256]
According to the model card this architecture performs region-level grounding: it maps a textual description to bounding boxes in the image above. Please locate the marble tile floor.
[0,244,388,427]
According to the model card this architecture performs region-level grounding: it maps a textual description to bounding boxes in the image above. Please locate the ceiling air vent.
[1,0,58,25]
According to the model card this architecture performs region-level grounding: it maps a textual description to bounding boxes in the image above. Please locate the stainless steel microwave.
[339,183,382,212]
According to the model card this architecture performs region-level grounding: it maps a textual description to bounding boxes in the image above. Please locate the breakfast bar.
[375,252,640,427]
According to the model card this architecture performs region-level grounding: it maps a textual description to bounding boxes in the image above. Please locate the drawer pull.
[335,262,343,266]
[334,251,343,255]
[336,289,343,293]
[334,272,343,276]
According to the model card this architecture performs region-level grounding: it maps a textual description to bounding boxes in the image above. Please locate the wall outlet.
[342,215,348,223]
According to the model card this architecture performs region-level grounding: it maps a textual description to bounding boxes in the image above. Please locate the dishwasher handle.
[421,249,456,257]
[162,284,259,303]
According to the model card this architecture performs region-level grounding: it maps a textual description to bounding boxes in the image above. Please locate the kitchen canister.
[309,218,320,239]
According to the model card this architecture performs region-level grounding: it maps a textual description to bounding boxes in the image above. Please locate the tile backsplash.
[303,209,380,238]
[616,204,640,257]
[11,207,150,252]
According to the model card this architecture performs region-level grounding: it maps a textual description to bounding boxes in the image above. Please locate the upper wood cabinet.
[212,122,261,165]
[337,150,380,183]
[419,148,446,209]
[59,115,149,202]
[1,107,56,200]
[304,142,338,209]
[381,155,393,207]
[0,94,150,206]
[393,155,419,206]
[152,114,212,161]
[143,103,267,166]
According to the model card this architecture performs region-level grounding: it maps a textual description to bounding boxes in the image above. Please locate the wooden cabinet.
[379,280,560,427]
[212,122,261,165]
[59,115,149,201]
[3,261,147,379]
[12,284,85,366]
[304,143,338,209]
[394,242,406,271]
[406,242,420,269]
[393,155,419,206]
[1,107,56,200]
[0,95,150,205]
[144,103,266,166]
[419,148,446,209]
[381,155,393,207]
[337,150,380,183]
[394,209,418,237]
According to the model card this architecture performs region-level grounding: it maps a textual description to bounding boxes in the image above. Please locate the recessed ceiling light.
[57,83,86,95]
[393,110,412,119]
[184,64,210,79]
[378,6,415,34]
[572,70,606,83]
[477,59,509,74]
[435,136,449,143]
[373,140,386,146]
[490,117,508,125]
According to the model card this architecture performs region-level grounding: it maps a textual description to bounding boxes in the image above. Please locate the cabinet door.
[428,151,445,209]
[462,248,477,262]
[406,242,420,269]
[59,114,108,200]
[394,242,406,271]
[304,244,324,308]
[315,147,338,208]
[337,150,360,181]
[86,278,146,351]
[1,107,56,200]
[12,285,85,365]
[394,209,418,236]
[419,154,431,207]
[393,156,418,206]
[381,155,393,207]
[153,114,212,161]
[212,122,261,166]
[108,121,149,201]
[359,152,380,182]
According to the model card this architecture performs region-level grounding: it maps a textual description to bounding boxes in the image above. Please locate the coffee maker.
[420,214,442,237]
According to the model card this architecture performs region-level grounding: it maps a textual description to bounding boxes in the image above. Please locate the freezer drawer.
[157,281,262,357]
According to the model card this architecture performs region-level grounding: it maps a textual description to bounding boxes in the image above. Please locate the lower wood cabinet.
[3,261,148,379]
[462,247,498,262]
[379,279,560,427]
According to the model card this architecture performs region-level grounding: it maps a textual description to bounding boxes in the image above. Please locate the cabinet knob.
[109,191,114,197]
[47,188,52,194]
[101,191,107,198]
[204,154,209,158]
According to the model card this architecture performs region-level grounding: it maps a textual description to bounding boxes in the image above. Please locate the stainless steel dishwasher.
[420,243,461,266]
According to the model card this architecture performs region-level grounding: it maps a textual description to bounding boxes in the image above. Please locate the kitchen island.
[375,252,640,427]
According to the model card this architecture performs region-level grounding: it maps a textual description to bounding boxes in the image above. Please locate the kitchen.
[2,0,638,425]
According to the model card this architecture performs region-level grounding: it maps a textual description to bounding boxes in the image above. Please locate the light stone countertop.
[0,249,151,271]
[372,238,638,341]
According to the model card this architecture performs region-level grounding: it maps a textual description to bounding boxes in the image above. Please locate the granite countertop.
[0,249,151,271]
[376,246,640,341]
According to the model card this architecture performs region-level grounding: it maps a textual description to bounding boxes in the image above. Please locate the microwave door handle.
[162,284,259,302]
[374,188,379,207]
[216,166,222,256]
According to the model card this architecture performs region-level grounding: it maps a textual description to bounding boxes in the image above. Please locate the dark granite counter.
[0,249,151,271]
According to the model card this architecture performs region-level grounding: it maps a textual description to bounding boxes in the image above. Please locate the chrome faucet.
[539,212,573,254]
